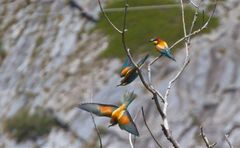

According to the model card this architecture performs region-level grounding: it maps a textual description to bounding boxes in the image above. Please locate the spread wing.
[120,54,148,77]
[120,57,133,77]
[122,57,132,69]
[137,54,149,67]
[118,110,139,136]
[79,103,118,117]
[118,69,138,86]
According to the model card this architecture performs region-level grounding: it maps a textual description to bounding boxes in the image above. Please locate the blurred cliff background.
[0,0,240,147]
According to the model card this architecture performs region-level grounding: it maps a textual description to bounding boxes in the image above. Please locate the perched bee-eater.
[149,37,176,61]
[118,54,149,86]
[78,92,139,136]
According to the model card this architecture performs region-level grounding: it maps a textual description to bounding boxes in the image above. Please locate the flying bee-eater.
[78,92,139,136]
[117,54,149,86]
[149,37,176,61]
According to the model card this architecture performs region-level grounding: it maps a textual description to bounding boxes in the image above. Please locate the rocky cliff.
[0,0,240,147]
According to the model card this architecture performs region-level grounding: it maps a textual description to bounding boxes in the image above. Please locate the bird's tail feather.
[161,49,176,61]
[122,91,137,107]
[137,54,149,67]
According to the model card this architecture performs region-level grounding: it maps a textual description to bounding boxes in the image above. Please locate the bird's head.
[108,119,118,127]
[149,37,168,49]
[149,37,161,45]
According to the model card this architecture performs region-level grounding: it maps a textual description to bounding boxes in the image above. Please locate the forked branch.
[97,0,217,147]
[200,127,217,148]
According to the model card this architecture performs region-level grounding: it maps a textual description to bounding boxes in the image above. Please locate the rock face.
[0,0,240,147]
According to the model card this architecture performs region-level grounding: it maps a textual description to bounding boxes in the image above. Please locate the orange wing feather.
[99,106,115,117]
[79,103,118,117]
[118,114,130,125]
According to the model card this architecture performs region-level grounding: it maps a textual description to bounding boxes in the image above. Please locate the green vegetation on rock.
[3,109,58,143]
[0,40,7,64]
[96,0,219,58]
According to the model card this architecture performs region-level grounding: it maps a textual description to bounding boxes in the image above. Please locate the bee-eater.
[78,92,139,136]
[118,54,149,86]
[149,37,176,61]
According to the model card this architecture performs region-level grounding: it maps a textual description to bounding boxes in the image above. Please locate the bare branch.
[226,123,240,136]
[129,133,134,148]
[147,55,165,102]
[180,0,187,37]
[163,0,216,101]
[89,75,102,148]
[90,113,103,148]
[200,127,217,148]
[188,0,204,43]
[163,0,190,101]
[170,0,217,50]
[97,0,122,33]
[225,134,234,148]
[141,107,163,148]
[189,0,198,8]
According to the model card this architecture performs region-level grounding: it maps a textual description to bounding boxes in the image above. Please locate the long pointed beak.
[149,38,155,42]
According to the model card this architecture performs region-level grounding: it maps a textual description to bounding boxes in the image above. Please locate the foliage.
[3,109,58,143]
[96,0,219,58]
[0,41,7,63]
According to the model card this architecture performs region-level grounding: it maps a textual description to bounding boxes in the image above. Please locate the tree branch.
[169,0,217,50]
[141,107,163,148]
[90,113,102,148]
[200,127,217,148]
[225,134,234,148]
[97,0,122,33]
[89,74,102,148]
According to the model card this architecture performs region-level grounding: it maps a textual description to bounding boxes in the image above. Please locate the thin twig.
[200,127,217,148]
[169,0,217,50]
[180,0,187,37]
[225,134,234,148]
[129,134,134,148]
[90,74,102,148]
[166,0,189,100]
[163,0,214,101]
[189,0,198,8]
[188,0,204,43]
[147,55,165,102]
[97,0,122,33]
[90,113,103,148]
[141,107,163,148]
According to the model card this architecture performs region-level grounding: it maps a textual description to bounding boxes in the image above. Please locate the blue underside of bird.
[118,70,138,86]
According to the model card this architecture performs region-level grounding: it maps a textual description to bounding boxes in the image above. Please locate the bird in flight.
[118,54,149,86]
[78,92,139,136]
